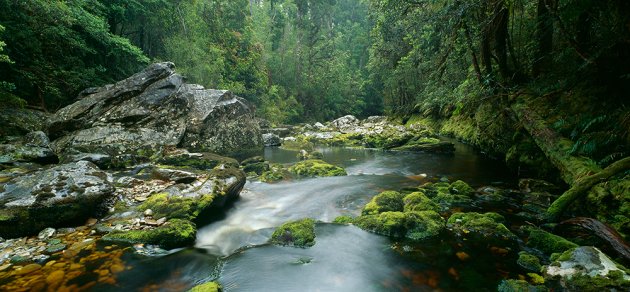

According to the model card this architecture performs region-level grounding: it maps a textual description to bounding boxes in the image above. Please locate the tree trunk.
[512,97,630,221]
[533,0,554,77]
[493,0,510,82]
[463,21,483,84]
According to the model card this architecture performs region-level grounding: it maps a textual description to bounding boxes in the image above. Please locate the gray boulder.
[48,62,262,163]
[0,131,57,164]
[331,115,360,133]
[0,161,114,238]
[263,133,282,147]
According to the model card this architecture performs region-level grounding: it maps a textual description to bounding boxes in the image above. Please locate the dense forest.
[1,1,630,291]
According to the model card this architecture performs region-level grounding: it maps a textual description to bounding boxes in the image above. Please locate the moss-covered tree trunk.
[511,98,630,221]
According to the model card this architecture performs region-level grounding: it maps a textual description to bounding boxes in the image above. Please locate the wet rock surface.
[48,62,262,161]
[0,161,114,238]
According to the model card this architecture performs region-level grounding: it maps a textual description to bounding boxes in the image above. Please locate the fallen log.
[546,157,630,221]
[511,98,629,221]
[556,217,630,265]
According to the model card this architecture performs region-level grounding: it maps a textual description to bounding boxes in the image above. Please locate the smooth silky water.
[102,141,520,291]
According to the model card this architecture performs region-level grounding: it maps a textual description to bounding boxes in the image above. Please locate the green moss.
[139,193,215,221]
[288,159,347,177]
[355,210,445,241]
[449,180,475,196]
[281,139,314,152]
[242,162,269,175]
[549,247,576,262]
[517,252,543,272]
[497,279,546,292]
[526,227,578,255]
[447,212,517,243]
[402,191,439,212]
[561,272,630,292]
[584,176,630,240]
[259,163,292,182]
[270,218,316,248]
[362,191,405,215]
[188,282,222,292]
[102,219,196,249]
[422,182,473,210]
[332,216,354,224]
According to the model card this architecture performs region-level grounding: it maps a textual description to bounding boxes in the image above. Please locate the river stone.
[0,161,114,238]
[37,228,55,240]
[47,62,262,160]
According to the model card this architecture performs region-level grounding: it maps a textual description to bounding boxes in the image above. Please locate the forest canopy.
[0,0,629,126]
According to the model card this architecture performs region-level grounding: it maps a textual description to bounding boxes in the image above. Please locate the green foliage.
[0,0,149,109]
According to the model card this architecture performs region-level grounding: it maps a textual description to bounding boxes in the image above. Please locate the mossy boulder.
[280,139,314,152]
[447,212,517,245]
[270,218,316,248]
[392,136,455,153]
[102,219,196,249]
[288,159,347,178]
[355,210,445,241]
[402,191,440,212]
[362,191,405,215]
[259,163,293,182]
[188,282,222,292]
[518,251,543,272]
[158,151,239,170]
[332,215,354,224]
[241,156,270,175]
[497,279,546,292]
[422,181,474,210]
[543,246,630,291]
[525,227,578,255]
[140,168,245,220]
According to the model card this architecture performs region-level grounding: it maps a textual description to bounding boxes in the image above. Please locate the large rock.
[262,133,281,147]
[543,246,630,290]
[0,161,114,238]
[330,115,360,133]
[48,62,262,161]
[0,108,50,139]
[0,131,58,165]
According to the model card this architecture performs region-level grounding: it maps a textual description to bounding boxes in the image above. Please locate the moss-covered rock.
[288,159,347,178]
[259,163,293,182]
[280,139,314,152]
[447,212,517,245]
[332,216,354,224]
[188,282,222,292]
[497,279,546,292]
[241,156,269,175]
[525,227,578,255]
[102,219,196,249]
[392,137,455,153]
[518,251,543,272]
[421,182,474,210]
[402,191,440,212]
[270,218,316,248]
[544,246,630,291]
[362,191,405,215]
[449,180,475,196]
[355,210,445,241]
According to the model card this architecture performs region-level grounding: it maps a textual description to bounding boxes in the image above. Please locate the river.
[99,141,519,291]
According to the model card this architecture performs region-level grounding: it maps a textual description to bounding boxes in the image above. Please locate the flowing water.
[105,141,520,291]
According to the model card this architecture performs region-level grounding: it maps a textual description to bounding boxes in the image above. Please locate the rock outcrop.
[0,161,114,238]
[47,62,262,163]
